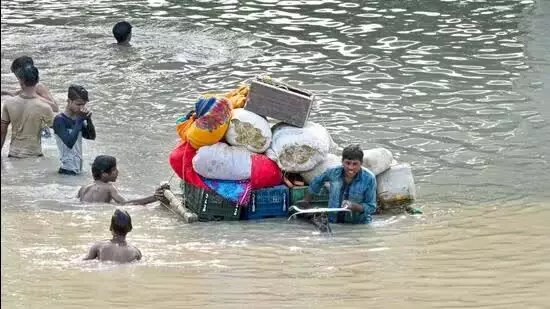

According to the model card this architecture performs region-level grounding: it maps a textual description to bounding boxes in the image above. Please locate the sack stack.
[169,75,417,222]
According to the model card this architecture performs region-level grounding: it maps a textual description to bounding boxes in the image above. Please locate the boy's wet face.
[109,166,119,182]
[69,99,87,114]
[342,159,362,178]
[101,166,119,182]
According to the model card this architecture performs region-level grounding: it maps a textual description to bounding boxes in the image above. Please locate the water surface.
[1,0,549,308]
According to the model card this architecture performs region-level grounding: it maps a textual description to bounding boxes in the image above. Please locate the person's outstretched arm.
[124,195,157,205]
[109,185,157,205]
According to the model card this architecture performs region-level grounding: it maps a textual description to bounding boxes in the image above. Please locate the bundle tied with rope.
[176,96,232,149]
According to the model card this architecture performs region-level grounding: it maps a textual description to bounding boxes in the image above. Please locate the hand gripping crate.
[242,185,290,220]
[244,77,314,128]
[181,181,241,222]
[289,185,330,207]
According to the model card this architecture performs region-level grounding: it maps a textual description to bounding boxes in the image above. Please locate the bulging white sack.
[363,148,393,176]
[192,143,252,180]
[300,153,341,184]
[266,122,333,172]
[225,108,272,153]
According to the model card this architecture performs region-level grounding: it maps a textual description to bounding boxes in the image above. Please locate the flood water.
[1,0,549,308]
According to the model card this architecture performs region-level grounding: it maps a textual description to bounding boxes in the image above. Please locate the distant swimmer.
[78,155,166,205]
[112,21,132,46]
[83,209,142,263]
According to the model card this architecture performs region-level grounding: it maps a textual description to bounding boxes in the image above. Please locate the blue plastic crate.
[242,185,290,220]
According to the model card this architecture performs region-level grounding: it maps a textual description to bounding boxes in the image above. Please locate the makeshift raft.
[159,183,421,225]
[160,188,198,223]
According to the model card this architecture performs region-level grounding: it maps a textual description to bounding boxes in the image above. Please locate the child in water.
[78,155,166,204]
[83,209,141,263]
[112,21,132,45]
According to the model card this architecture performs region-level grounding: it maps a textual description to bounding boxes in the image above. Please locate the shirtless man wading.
[84,209,141,263]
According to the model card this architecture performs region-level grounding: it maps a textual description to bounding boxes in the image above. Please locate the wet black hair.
[112,21,132,44]
[17,65,40,87]
[92,155,117,180]
[342,144,364,162]
[110,209,133,236]
[68,84,89,102]
[10,56,34,74]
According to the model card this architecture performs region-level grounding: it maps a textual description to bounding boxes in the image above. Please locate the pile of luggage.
[168,75,416,222]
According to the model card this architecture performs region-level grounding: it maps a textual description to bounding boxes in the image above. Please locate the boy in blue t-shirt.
[53,85,96,175]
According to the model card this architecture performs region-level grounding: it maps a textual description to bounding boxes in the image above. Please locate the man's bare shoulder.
[32,98,55,113]
[79,182,116,203]
[92,240,111,248]
[82,181,115,190]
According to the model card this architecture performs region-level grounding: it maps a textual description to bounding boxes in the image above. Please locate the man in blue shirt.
[298,145,377,224]
[53,85,96,175]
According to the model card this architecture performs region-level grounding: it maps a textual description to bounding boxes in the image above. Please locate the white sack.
[192,143,252,180]
[300,153,341,184]
[225,108,272,153]
[266,122,332,172]
[363,148,393,175]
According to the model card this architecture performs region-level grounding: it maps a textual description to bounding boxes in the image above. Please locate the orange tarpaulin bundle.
[176,97,231,149]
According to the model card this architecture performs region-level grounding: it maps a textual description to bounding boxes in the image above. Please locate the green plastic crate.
[289,185,330,207]
[181,181,241,222]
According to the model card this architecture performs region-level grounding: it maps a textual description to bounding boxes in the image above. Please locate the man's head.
[92,155,118,182]
[341,144,364,179]
[110,209,133,236]
[16,65,40,88]
[67,85,89,114]
[112,21,132,44]
[10,56,34,77]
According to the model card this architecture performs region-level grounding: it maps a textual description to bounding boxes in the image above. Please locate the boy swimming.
[83,209,141,263]
[78,155,165,204]
[112,21,132,45]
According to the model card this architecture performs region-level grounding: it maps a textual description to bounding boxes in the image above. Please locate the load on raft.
[162,75,417,223]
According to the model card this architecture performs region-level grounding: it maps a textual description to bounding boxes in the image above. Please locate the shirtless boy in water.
[84,209,141,263]
[78,155,166,204]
